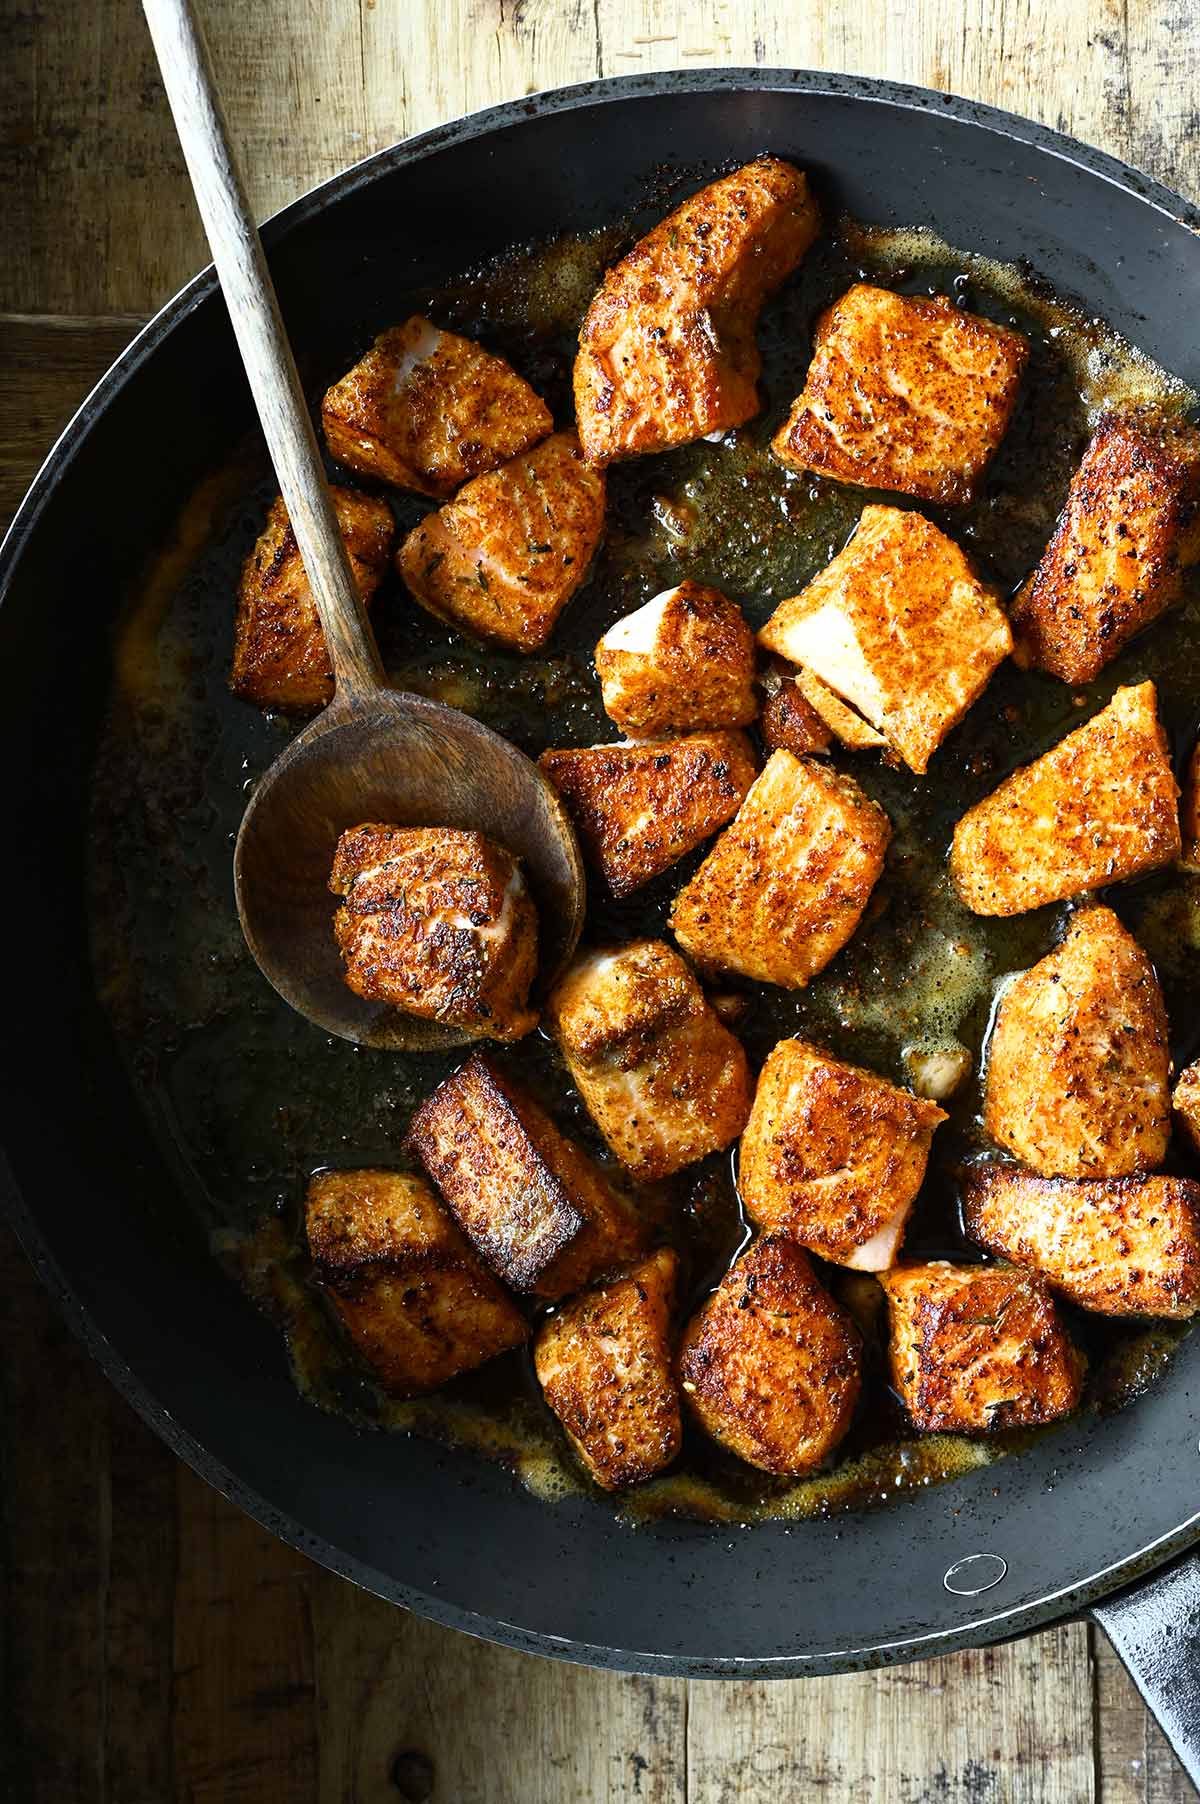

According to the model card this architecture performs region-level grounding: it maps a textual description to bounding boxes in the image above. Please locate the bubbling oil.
[89,205,1200,1524]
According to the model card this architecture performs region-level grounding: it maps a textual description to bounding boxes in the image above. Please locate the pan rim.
[3,64,1199,1676]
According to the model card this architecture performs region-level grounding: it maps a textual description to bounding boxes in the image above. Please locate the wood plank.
[1092,1629,1194,1804]
[686,1628,1096,1803]
[4,0,1195,319]
[171,1469,318,1803]
[0,314,145,523]
[308,1575,687,1803]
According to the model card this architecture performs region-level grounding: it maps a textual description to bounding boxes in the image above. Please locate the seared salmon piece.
[305,1168,528,1397]
[962,1166,1200,1318]
[984,906,1170,1178]
[772,283,1029,504]
[677,1236,862,1476]
[396,431,605,652]
[1173,1061,1200,1155]
[950,681,1180,916]
[1182,741,1200,872]
[793,668,886,750]
[534,1247,682,1489]
[230,488,393,713]
[575,158,820,464]
[407,1053,642,1301]
[321,316,552,497]
[758,506,1012,774]
[1011,416,1200,685]
[538,731,757,898]
[329,825,538,1043]
[878,1262,1084,1433]
[547,940,752,1183]
[594,582,757,735]
[759,667,833,757]
[669,749,892,988]
[739,1039,947,1270]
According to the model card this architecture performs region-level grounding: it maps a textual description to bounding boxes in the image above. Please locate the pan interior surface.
[3,73,1200,1673]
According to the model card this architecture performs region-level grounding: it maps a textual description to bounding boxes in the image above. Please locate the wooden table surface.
[1,2,1196,1798]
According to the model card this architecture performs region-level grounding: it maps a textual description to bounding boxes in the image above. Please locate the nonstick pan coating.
[2,70,1199,1677]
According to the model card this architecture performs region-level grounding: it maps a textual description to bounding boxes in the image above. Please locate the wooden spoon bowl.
[235,690,585,1050]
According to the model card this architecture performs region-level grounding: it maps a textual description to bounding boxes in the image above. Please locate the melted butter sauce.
[90,208,1200,1524]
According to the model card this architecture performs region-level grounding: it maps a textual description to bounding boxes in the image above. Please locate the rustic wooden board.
[1,1,1196,1797]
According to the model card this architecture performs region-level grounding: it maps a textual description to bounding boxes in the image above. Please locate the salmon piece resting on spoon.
[322,315,552,496]
[329,824,539,1042]
[574,158,820,464]
[396,431,606,651]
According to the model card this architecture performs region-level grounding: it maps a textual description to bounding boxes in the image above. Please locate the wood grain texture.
[686,1630,1095,1802]
[0,1,1196,1798]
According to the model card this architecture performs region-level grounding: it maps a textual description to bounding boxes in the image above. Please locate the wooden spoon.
[143,0,585,1051]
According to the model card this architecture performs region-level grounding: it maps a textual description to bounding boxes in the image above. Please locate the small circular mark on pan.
[944,1553,1009,1596]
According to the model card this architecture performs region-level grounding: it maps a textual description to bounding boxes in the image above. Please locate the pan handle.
[1089,1548,1200,1793]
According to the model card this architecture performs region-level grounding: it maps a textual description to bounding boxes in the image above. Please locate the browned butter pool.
[88,203,1200,1523]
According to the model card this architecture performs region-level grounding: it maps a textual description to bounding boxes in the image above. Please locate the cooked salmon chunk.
[407,1053,641,1300]
[793,668,887,750]
[1173,1062,1200,1155]
[772,283,1029,504]
[547,940,752,1183]
[878,1262,1084,1433]
[534,1248,682,1489]
[677,1237,862,1476]
[329,825,538,1042]
[1182,741,1200,871]
[758,506,1012,773]
[759,667,833,757]
[950,682,1180,915]
[984,906,1170,1177]
[321,316,552,497]
[396,432,605,651]
[538,731,756,899]
[962,1166,1200,1318]
[305,1168,528,1396]
[594,583,757,735]
[739,1039,947,1269]
[670,749,892,988]
[1010,416,1200,684]
[575,158,820,464]
[230,489,393,713]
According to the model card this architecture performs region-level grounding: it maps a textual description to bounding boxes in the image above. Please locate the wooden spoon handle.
[143,0,384,706]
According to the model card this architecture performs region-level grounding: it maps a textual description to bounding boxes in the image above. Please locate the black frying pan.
[3,68,1199,1781]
